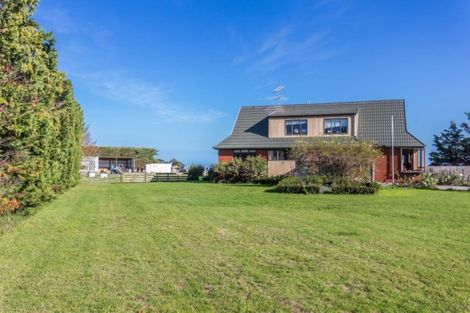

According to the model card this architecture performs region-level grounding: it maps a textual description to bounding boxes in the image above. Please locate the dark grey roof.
[214,99,424,149]
[270,107,359,117]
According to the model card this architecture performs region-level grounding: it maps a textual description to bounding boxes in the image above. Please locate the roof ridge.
[240,99,405,109]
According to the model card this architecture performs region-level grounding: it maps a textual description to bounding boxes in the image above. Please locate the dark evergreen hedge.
[331,181,380,194]
[0,0,83,213]
[276,176,321,194]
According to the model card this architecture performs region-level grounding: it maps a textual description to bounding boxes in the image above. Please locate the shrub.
[304,183,321,194]
[291,139,381,182]
[303,175,324,185]
[432,173,461,185]
[204,165,217,182]
[414,173,437,189]
[303,175,323,194]
[276,177,306,194]
[275,176,322,194]
[255,175,285,185]
[187,164,205,181]
[331,180,381,194]
[0,198,20,214]
[212,156,267,183]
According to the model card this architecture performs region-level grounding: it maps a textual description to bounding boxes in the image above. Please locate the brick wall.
[374,147,401,182]
[218,149,233,162]
[256,149,268,160]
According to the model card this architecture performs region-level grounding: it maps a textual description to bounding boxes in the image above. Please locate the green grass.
[0,183,469,312]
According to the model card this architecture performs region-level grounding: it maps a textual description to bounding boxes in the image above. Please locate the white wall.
[81,156,99,174]
[145,163,172,173]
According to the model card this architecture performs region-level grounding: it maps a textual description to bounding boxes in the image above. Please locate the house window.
[268,149,289,161]
[233,149,256,159]
[324,118,348,134]
[285,119,307,136]
[401,148,424,172]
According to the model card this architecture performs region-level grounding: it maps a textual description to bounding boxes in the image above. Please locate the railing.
[82,173,188,183]
[121,173,188,183]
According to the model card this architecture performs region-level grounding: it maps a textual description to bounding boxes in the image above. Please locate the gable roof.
[214,99,424,149]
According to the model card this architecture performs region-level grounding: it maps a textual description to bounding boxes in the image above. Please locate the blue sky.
[34,0,470,165]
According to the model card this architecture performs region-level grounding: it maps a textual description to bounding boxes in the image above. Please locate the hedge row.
[0,0,83,213]
[331,180,380,194]
[276,176,380,195]
[276,176,322,194]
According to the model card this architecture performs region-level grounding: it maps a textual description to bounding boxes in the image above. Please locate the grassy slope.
[0,183,468,312]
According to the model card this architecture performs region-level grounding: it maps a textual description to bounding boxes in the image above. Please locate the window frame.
[268,149,289,161]
[323,117,349,135]
[284,119,308,136]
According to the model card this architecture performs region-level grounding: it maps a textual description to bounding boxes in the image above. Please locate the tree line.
[0,0,83,213]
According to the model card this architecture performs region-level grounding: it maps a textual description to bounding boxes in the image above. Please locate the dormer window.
[285,119,307,136]
[324,118,348,134]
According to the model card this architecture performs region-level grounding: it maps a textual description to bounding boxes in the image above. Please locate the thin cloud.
[236,27,334,74]
[74,71,225,124]
[232,1,349,76]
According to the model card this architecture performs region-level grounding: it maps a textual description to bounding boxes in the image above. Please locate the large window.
[401,148,424,172]
[268,149,289,161]
[285,119,307,136]
[233,149,256,159]
[324,118,348,134]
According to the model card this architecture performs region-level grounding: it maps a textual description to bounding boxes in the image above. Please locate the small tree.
[187,164,205,180]
[291,139,381,182]
[82,125,99,157]
[461,113,470,165]
[429,121,465,165]
[168,158,185,170]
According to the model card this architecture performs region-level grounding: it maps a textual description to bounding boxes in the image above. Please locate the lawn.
[0,183,469,312]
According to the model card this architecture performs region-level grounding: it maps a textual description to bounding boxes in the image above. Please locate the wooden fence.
[121,173,188,183]
[83,173,188,183]
[426,166,470,181]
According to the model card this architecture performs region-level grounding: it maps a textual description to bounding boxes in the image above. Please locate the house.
[81,146,157,174]
[81,156,136,174]
[214,99,425,182]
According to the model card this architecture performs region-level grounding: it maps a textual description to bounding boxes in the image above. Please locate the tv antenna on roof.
[272,85,286,104]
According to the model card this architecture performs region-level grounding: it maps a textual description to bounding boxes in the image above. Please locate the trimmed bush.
[255,175,285,185]
[331,180,380,194]
[276,177,305,194]
[188,164,205,181]
[303,175,324,186]
[303,175,323,194]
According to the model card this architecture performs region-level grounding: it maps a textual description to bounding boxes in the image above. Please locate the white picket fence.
[426,166,470,181]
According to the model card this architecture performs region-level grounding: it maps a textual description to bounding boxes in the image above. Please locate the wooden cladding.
[268,115,356,138]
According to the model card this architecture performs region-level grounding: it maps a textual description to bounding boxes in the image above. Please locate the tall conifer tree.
[0,0,83,212]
